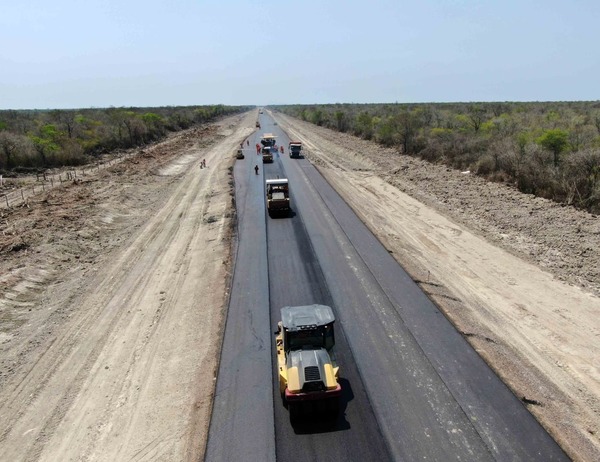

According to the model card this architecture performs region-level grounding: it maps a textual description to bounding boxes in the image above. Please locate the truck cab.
[289,141,303,158]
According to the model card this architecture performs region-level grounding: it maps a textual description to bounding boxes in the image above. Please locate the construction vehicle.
[260,134,276,162]
[275,304,341,421]
[289,141,303,159]
[266,178,290,215]
[262,146,274,163]
[260,133,277,148]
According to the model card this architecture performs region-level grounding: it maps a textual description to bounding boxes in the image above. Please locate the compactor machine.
[275,304,341,421]
[265,178,290,216]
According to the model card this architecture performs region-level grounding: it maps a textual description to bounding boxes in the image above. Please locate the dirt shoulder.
[0,113,255,461]
[274,112,600,462]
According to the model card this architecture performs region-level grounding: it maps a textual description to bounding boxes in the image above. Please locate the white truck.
[288,141,303,159]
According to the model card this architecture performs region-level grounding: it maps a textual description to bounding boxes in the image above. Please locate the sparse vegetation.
[0,105,250,172]
[273,102,600,213]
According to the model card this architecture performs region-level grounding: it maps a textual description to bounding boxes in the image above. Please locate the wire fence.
[0,151,135,209]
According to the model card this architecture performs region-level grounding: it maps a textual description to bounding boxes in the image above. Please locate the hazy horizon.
[2,0,598,110]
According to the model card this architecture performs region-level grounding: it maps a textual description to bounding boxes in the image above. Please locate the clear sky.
[1,0,598,109]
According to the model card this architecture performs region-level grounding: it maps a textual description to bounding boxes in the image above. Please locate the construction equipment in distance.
[260,133,277,148]
[262,146,274,163]
[261,134,276,163]
[266,178,290,215]
[275,304,341,421]
[288,141,303,158]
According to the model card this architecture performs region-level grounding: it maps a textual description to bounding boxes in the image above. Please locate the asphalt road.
[205,113,568,461]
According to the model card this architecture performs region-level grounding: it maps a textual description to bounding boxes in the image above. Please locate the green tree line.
[0,104,250,173]
[273,102,600,213]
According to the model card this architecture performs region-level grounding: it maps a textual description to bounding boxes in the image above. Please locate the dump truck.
[275,304,341,421]
[288,141,303,158]
[266,178,290,215]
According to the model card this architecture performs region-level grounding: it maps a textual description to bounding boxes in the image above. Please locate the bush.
[0,131,36,169]
[475,154,495,175]
[271,102,600,212]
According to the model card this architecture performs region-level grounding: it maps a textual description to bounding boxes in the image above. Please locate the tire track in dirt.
[38,123,252,462]
[0,113,256,461]
[2,153,202,461]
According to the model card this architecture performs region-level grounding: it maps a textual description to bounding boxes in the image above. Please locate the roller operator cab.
[276,305,341,421]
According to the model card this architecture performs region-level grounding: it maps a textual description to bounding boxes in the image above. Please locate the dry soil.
[0,110,598,461]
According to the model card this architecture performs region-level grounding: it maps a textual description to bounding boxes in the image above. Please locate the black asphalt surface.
[264,155,392,461]
[204,139,275,461]
[205,113,569,461]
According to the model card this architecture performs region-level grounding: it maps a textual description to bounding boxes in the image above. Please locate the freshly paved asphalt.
[204,134,274,461]
[205,113,568,461]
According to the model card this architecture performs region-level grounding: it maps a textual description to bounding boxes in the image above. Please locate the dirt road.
[0,109,598,461]
[0,113,254,461]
